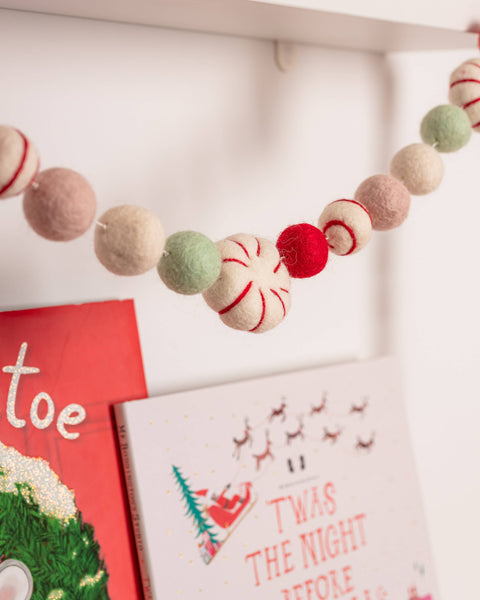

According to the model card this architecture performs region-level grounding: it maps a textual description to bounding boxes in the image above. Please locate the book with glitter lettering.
[115,357,438,600]
[0,300,148,600]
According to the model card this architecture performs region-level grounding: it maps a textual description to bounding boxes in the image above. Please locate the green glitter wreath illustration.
[0,442,109,600]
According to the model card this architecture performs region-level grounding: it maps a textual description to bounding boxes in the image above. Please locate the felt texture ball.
[276,223,329,278]
[158,231,221,295]
[0,126,39,199]
[318,199,372,256]
[23,167,96,241]
[420,105,471,152]
[390,143,443,196]
[94,205,165,276]
[449,58,480,131]
[203,233,291,333]
[354,174,410,231]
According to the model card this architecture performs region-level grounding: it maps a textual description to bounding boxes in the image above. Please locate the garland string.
[1,51,479,333]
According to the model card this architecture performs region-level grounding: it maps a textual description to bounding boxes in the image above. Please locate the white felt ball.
[449,58,480,130]
[94,205,165,276]
[389,143,443,196]
[203,233,291,333]
[0,126,39,199]
[318,199,372,256]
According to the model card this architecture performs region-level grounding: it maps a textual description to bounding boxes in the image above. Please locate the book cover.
[0,300,148,600]
[115,357,438,600]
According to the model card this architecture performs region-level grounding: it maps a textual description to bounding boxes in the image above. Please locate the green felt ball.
[158,231,221,295]
[420,105,471,152]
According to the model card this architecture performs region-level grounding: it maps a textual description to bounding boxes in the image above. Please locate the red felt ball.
[276,223,329,279]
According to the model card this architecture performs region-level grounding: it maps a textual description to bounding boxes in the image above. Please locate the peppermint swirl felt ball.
[449,58,480,130]
[318,200,372,256]
[203,233,291,333]
[95,205,165,276]
[23,168,96,241]
[0,126,39,199]
[157,231,221,295]
[354,174,410,231]
[390,143,443,196]
[420,105,471,152]
[276,223,329,278]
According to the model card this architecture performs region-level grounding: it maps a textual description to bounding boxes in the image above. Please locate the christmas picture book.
[0,300,148,600]
[115,357,438,600]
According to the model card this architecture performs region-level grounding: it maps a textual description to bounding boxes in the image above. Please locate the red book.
[0,300,147,600]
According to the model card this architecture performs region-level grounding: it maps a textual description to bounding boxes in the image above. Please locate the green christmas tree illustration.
[172,465,219,546]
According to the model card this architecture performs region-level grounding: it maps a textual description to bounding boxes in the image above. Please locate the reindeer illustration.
[355,433,375,451]
[269,401,287,423]
[310,394,327,416]
[232,418,252,459]
[322,426,342,444]
[350,398,368,416]
[252,431,274,471]
[285,417,304,445]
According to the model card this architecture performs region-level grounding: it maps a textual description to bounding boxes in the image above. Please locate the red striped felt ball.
[0,126,39,199]
[449,57,480,131]
[203,233,291,333]
[276,223,329,278]
[318,199,372,256]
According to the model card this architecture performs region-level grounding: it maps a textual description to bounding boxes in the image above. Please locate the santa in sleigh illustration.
[408,586,432,600]
[195,481,253,529]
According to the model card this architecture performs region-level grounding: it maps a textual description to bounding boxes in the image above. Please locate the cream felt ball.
[0,126,39,199]
[420,105,471,152]
[449,58,480,130]
[203,233,291,333]
[318,199,372,256]
[95,205,165,276]
[157,231,221,295]
[389,143,443,196]
[23,168,96,241]
[354,174,410,231]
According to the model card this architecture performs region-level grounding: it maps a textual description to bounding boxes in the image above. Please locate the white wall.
[0,9,389,390]
[0,8,477,600]
[387,50,480,600]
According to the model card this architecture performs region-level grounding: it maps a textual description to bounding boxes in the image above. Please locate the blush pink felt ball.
[0,126,39,199]
[354,174,410,231]
[23,167,96,241]
[276,223,329,278]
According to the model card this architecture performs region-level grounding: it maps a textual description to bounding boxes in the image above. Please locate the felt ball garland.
[0,54,478,333]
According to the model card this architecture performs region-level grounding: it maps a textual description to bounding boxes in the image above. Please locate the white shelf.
[0,0,476,52]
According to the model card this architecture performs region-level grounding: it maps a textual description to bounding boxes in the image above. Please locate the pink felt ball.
[0,125,39,199]
[354,174,410,231]
[276,223,329,278]
[23,168,96,241]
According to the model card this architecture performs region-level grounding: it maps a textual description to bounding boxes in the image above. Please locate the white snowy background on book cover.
[117,358,438,600]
